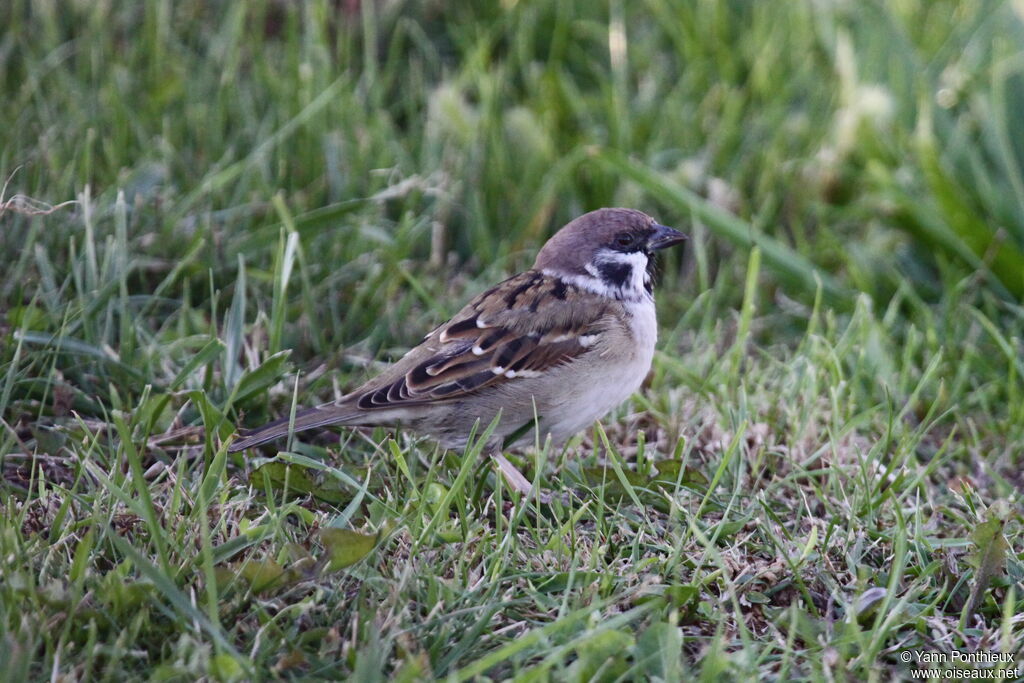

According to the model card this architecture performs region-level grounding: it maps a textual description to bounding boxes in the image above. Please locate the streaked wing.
[228,270,614,452]
[343,270,612,410]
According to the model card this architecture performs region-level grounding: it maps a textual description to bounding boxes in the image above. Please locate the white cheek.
[541,247,652,302]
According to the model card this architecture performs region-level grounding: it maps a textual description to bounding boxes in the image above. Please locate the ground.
[1,1,1022,680]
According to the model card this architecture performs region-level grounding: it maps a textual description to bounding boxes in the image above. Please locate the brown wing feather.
[342,270,611,410]
[228,271,613,452]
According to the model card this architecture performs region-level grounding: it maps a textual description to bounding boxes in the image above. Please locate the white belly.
[543,298,657,442]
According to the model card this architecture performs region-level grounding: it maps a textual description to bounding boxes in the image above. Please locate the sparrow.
[228,208,686,495]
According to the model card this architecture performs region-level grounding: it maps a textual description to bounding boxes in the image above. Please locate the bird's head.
[533,208,686,299]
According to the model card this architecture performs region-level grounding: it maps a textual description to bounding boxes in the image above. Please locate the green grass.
[2,0,1023,680]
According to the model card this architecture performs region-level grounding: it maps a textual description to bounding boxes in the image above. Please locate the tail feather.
[228,404,357,452]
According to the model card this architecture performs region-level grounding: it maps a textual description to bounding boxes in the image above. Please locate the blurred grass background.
[1,0,1022,680]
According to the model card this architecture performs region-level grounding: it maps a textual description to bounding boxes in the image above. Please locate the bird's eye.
[615,234,636,248]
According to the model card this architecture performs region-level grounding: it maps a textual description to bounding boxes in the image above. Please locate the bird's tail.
[227,403,357,452]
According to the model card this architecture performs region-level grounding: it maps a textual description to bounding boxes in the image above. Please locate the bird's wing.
[228,270,616,451]
[343,269,615,409]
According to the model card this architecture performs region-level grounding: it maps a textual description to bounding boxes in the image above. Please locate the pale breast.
[541,298,657,443]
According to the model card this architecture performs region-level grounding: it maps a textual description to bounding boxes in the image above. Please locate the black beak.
[648,224,687,251]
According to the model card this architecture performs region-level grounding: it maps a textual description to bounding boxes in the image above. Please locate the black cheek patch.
[598,261,632,289]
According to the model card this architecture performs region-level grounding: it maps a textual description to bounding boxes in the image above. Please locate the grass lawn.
[2,1,1023,680]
